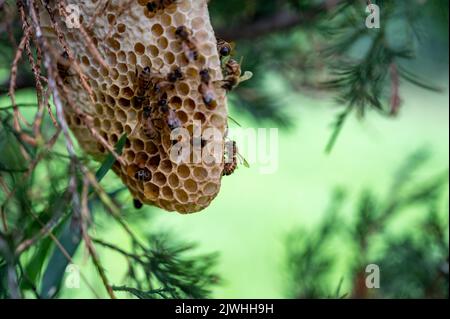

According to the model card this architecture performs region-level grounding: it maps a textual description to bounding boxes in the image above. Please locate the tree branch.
[217,3,338,40]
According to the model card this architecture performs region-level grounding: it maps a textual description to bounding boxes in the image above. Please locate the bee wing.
[230,41,237,55]
[221,55,231,65]
[239,71,253,83]
[237,152,250,168]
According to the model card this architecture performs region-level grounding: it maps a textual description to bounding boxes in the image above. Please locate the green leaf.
[95,134,127,182]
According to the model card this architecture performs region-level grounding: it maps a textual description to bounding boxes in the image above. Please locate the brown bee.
[136,66,152,97]
[133,66,152,108]
[146,0,177,13]
[175,26,199,62]
[142,105,159,140]
[133,198,143,209]
[135,167,152,182]
[221,59,253,91]
[222,140,250,176]
[199,68,217,107]
[167,67,183,83]
[223,140,238,176]
[216,37,232,59]
[158,93,182,130]
[57,51,71,81]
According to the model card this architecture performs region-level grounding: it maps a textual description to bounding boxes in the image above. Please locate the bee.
[147,68,182,101]
[175,26,199,62]
[221,59,253,92]
[216,37,232,59]
[146,0,177,13]
[223,140,238,176]
[142,105,159,140]
[133,198,143,209]
[199,68,217,107]
[135,66,152,97]
[158,93,182,131]
[135,167,152,182]
[133,66,152,108]
[167,67,183,83]
[57,51,71,81]
[222,140,250,176]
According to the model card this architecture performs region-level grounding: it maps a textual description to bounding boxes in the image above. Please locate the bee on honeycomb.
[40,0,236,214]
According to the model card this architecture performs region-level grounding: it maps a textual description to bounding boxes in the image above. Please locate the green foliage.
[210,0,448,148]
[0,110,220,299]
[286,150,449,298]
[96,233,220,299]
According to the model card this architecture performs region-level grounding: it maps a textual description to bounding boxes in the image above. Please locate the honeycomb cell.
[110,68,119,80]
[135,152,149,166]
[152,24,164,37]
[183,98,196,111]
[177,165,190,179]
[117,23,126,33]
[107,13,115,25]
[110,84,120,97]
[194,112,206,123]
[107,38,120,51]
[157,37,169,50]
[164,52,175,64]
[203,182,218,196]
[184,179,198,193]
[117,51,126,62]
[168,173,180,188]
[134,43,145,55]
[160,159,173,173]
[145,141,158,155]
[149,155,161,169]
[121,87,134,99]
[117,63,128,74]
[144,183,160,200]
[161,186,174,200]
[176,110,188,124]
[147,45,159,57]
[193,167,208,181]
[161,14,172,26]
[132,139,145,152]
[113,121,123,133]
[170,96,182,109]
[127,51,137,65]
[126,150,136,163]
[177,82,190,96]
[118,98,131,108]
[153,172,167,187]
[102,119,111,130]
[175,189,189,203]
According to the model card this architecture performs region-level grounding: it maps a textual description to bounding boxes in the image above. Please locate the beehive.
[40,0,228,213]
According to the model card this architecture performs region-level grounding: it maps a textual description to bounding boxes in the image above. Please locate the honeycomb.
[39,0,228,214]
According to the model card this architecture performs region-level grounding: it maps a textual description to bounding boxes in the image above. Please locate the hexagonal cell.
[175,189,189,203]
[152,172,167,187]
[144,183,160,200]
[177,165,191,179]
[168,173,180,188]
[193,167,208,181]
[184,179,198,193]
